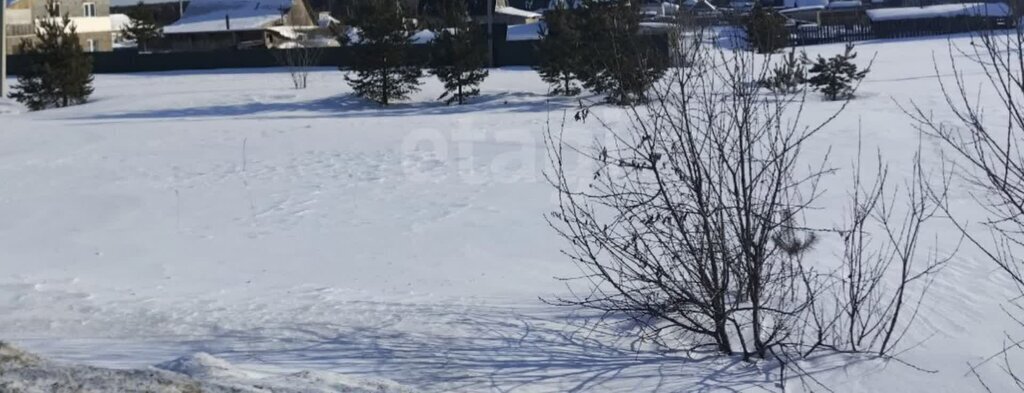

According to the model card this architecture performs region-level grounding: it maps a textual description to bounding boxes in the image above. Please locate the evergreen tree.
[343,0,423,106]
[535,6,582,96]
[804,43,869,101]
[10,8,94,111]
[743,3,788,54]
[575,0,667,105]
[121,2,163,52]
[761,48,806,94]
[429,0,488,105]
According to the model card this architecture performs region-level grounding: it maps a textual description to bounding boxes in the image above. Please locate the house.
[4,0,118,54]
[640,1,680,19]
[159,0,317,51]
[492,4,542,24]
[109,12,133,49]
[446,0,540,24]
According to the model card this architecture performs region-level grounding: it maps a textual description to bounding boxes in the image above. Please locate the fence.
[871,15,1013,39]
[788,15,1014,46]
[789,23,874,46]
[6,41,542,75]
[7,22,542,75]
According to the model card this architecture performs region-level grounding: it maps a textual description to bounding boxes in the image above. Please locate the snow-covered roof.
[780,5,825,14]
[266,25,317,39]
[682,0,717,10]
[318,11,340,28]
[866,2,1010,21]
[826,0,861,9]
[110,14,132,32]
[411,29,436,44]
[496,6,542,18]
[507,22,543,41]
[164,0,292,34]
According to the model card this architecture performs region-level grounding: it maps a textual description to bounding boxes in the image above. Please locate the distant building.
[4,0,118,53]
[491,3,542,24]
[159,0,317,51]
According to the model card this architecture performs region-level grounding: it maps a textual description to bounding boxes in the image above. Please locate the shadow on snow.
[75,91,579,122]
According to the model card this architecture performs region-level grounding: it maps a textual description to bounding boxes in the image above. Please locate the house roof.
[826,0,861,9]
[682,0,717,11]
[110,13,132,31]
[495,6,542,18]
[866,2,1010,21]
[507,22,543,41]
[164,0,292,34]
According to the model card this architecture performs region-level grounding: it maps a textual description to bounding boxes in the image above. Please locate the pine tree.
[535,6,582,96]
[429,0,488,105]
[804,43,869,101]
[9,7,94,111]
[343,0,422,106]
[761,48,806,94]
[121,2,162,52]
[744,3,788,54]
[576,0,666,105]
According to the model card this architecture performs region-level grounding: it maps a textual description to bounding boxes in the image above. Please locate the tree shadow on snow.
[160,304,860,392]
[76,91,577,122]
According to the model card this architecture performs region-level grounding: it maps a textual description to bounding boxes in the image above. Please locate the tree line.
[7,0,674,110]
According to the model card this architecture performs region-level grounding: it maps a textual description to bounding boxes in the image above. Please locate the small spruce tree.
[576,0,666,105]
[744,3,788,54]
[10,7,94,111]
[121,2,163,52]
[761,48,806,94]
[804,43,869,101]
[535,6,583,96]
[343,0,423,106]
[429,0,489,105]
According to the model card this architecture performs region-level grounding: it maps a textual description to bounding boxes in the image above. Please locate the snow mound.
[0,343,418,393]
[155,352,250,380]
[0,341,42,368]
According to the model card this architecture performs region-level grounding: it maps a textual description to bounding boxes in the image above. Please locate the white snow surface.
[866,2,1011,21]
[2,36,1024,392]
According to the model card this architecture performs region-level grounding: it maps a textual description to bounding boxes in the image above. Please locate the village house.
[4,0,118,54]
[159,0,319,51]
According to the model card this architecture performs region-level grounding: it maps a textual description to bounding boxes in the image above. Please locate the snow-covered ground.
[0,342,417,392]
[2,35,1023,392]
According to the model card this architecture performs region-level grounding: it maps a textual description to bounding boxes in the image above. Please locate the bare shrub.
[546,27,947,373]
[273,41,323,90]
[802,133,951,357]
[545,29,837,359]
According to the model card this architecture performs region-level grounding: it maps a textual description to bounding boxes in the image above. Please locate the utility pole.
[487,0,493,67]
[1,0,7,98]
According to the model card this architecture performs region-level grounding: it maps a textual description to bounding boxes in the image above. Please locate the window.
[86,39,96,52]
[83,2,96,17]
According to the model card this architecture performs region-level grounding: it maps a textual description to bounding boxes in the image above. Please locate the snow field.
[0,34,1023,391]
